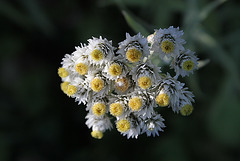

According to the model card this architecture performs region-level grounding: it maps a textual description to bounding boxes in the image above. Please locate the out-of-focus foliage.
[0,0,240,161]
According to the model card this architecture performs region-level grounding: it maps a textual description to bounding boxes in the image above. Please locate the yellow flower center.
[126,48,142,63]
[91,77,104,92]
[138,76,152,89]
[60,82,69,94]
[161,40,174,54]
[108,63,122,76]
[156,93,169,107]
[91,49,104,62]
[180,104,193,116]
[75,63,88,75]
[115,77,129,93]
[182,60,195,71]
[92,102,106,117]
[58,67,69,78]
[116,119,130,133]
[110,102,124,117]
[91,130,103,139]
[128,96,142,111]
[66,85,77,96]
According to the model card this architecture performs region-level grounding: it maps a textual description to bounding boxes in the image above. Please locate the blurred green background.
[0,0,240,161]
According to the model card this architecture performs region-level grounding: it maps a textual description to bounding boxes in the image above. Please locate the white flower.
[86,36,115,66]
[151,26,185,60]
[113,74,136,94]
[141,112,165,137]
[171,49,199,77]
[102,60,129,80]
[130,61,161,89]
[85,113,112,132]
[86,72,113,98]
[154,74,185,112]
[117,33,150,64]
[71,76,91,105]
[116,116,141,139]
[130,90,155,120]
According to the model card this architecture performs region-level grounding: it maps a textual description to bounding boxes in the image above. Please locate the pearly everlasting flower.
[130,61,161,89]
[141,112,165,137]
[87,36,115,66]
[150,26,185,60]
[58,27,199,139]
[171,49,199,77]
[117,33,150,63]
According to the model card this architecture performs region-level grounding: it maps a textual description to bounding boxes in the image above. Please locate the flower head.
[151,26,185,59]
[59,27,199,139]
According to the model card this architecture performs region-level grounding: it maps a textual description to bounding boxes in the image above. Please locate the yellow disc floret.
[180,104,193,116]
[108,63,122,76]
[91,49,104,62]
[128,96,142,111]
[92,102,106,117]
[126,48,142,63]
[116,119,131,133]
[58,67,69,78]
[60,82,69,94]
[161,40,175,54]
[91,130,103,139]
[110,102,124,117]
[66,85,77,96]
[75,63,88,75]
[138,76,152,89]
[182,60,195,71]
[91,77,104,92]
[115,77,129,93]
[156,93,170,107]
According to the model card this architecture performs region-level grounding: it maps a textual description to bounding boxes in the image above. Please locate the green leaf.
[199,0,227,21]
[122,10,149,36]
[208,78,240,146]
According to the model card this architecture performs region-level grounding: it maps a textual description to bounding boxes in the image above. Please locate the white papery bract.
[118,33,150,64]
[171,49,199,77]
[150,26,185,60]
[58,27,199,139]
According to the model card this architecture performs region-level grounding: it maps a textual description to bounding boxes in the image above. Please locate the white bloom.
[171,49,199,77]
[155,74,185,112]
[102,60,129,80]
[130,61,161,89]
[141,112,165,137]
[117,33,150,64]
[86,72,113,98]
[85,113,112,132]
[86,36,115,66]
[151,26,185,60]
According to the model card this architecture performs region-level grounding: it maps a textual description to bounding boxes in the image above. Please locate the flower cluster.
[58,26,199,139]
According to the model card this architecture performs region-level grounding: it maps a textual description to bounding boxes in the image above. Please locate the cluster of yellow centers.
[138,76,152,89]
[115,77,129,93]
[155,93,170,107]
[110,102,124,117]
[116,119,131,133]
[108,63,122,76]
[75,63,88,75]
[91,130,103,139]
[58,67,69,78]
[91,77,104,92]
[91,49,104,62]
[92,103,106,117]
[161,40,175,54]
[180,104,193,116]
[126,48,142,63]
[182,60,194,71]
[128,96,142,111]
[60,82,77,96]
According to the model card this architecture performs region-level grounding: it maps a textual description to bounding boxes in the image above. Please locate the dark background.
[1,0,240,161]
